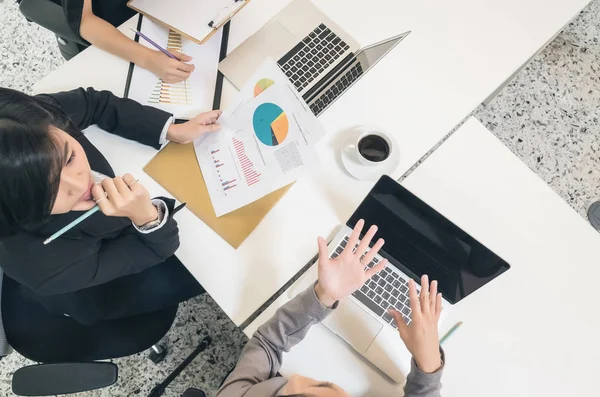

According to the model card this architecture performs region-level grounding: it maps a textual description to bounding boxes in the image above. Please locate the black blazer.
[0,88,179,324]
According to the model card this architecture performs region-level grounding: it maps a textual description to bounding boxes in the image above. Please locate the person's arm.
[7,196,179,295]
[41,88,223,148]
[216,284,336,397]
[390,275,446,397]
[65,0,194,84]
[43,218,179,294]
[42,87,171,149]
[217,220,388,397]
[403,350,445,397]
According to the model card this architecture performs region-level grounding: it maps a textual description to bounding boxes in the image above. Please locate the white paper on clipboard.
[126,17,222,119]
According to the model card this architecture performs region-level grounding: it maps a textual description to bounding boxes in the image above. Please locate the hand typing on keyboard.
[390,275,443,374]
[314,219,388,308]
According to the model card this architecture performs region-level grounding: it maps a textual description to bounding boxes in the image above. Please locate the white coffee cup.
[354,128,395,166]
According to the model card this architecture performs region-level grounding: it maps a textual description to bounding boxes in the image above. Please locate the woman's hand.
[144,49,195,84]
[390,275,443,373]
[314,219,388,307]
[91,174,158,227]
[166,110,222,144]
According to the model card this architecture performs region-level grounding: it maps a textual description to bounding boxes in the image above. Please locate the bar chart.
[233,137,261,186]
[209,147,237,194]
[148,29,192,105]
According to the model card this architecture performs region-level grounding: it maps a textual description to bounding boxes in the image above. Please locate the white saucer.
[341,144,400,181]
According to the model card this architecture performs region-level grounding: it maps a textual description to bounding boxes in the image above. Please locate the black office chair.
[1,273,179,396]
[18,0,89,60]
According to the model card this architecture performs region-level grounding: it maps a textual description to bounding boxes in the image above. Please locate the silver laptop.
[219,0,410,116]
[295,176,510,381]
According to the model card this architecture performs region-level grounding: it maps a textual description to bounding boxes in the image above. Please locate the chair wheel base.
[183,388,206,397]
[588,201,600,231]
[149,344,168,364]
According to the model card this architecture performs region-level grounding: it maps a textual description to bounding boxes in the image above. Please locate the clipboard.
[124,14,228,120]
[127,0,250,45]
[141,17,292,248]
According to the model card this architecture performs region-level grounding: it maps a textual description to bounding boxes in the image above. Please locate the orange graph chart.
[148,30,191,105]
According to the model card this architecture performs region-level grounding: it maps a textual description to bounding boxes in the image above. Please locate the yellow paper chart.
[148,30,192,105]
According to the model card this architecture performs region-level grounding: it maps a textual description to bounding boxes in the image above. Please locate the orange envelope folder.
[144,142,291,248]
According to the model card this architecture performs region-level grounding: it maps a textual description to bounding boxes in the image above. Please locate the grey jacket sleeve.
[216,283,336,397]
[404,349,445,397]
[216,283,445,397]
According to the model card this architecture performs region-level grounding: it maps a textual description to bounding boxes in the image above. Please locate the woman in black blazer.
[0,87,221,325]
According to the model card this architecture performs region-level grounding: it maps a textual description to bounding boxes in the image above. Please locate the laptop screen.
[347,175,510,304]
[354,32,410,75]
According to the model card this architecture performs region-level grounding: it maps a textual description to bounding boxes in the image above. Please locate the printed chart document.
[126,17,222,119]
[194,59,325,216]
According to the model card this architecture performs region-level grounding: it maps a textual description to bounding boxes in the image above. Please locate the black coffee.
[358,134,390,162]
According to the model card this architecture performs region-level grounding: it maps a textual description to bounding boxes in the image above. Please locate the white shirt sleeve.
[159,116,175,146]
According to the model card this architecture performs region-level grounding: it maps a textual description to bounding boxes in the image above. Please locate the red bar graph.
[233,138,261,186]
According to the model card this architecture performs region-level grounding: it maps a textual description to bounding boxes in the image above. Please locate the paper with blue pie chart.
[253,103,289,146]
[193,58,325,217]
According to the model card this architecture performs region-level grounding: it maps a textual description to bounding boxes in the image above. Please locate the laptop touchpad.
[322,299,383,354]
[220,21,296,88]
[252,21,297,60]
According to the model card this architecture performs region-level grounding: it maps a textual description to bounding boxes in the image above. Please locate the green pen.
[440,321,463,345]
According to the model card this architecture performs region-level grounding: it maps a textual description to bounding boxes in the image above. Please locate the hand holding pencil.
[44,174,157,245]
[92,174,158,227]
[131,27,195,84]
[145,49,195,84]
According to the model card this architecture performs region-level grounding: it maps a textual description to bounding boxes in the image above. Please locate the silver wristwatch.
[137,201,166,231]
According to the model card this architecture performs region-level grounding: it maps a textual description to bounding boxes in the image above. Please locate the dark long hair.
[0,88,77,237]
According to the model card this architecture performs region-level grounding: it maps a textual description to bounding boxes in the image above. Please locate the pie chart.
[254,78,275,97]
[252,103,289,146]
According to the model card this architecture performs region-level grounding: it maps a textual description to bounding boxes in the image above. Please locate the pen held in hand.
[43,206,100,245]
[130,27,178,60]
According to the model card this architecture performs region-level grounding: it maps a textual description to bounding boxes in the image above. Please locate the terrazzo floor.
[0,0,599,396]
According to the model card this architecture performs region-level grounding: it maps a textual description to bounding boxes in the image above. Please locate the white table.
[246,117,600,396]
[32,0,591,325]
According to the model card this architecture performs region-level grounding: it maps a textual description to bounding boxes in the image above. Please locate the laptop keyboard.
[278,23,350,91]
[309,62,363,115]
[330,235,419,329]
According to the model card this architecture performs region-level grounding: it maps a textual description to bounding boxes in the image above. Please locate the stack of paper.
[194,59,326,216]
